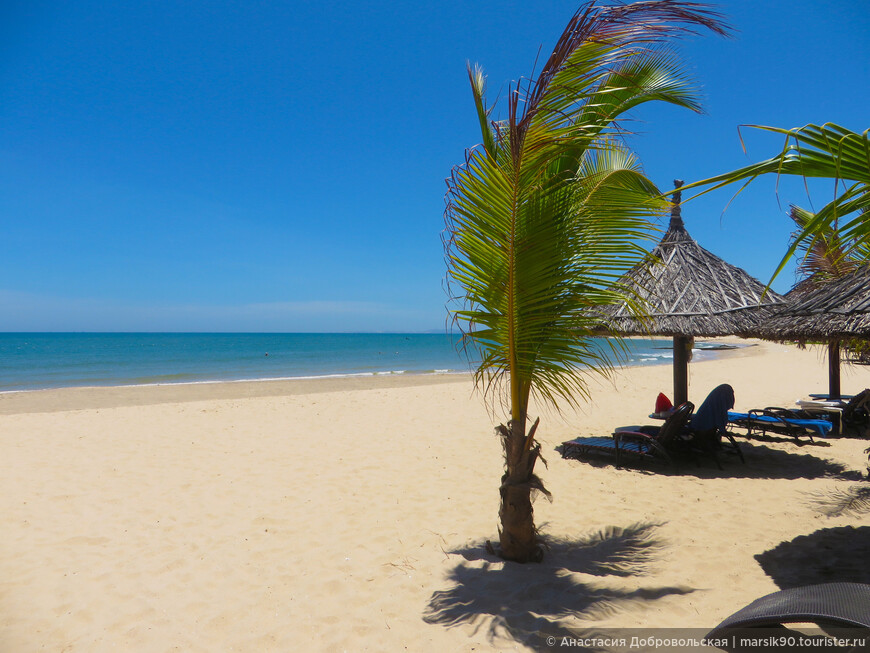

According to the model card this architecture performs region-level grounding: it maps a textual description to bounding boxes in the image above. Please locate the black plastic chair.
[707,582,870,651]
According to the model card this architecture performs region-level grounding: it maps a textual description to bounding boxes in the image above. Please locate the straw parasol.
[757,264,870,400]
[600,180,786,405]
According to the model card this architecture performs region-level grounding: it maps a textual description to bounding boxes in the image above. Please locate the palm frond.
[682,123,870,285]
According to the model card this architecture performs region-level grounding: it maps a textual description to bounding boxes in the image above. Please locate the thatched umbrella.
[600,180,786,405]
[757,264,870,400]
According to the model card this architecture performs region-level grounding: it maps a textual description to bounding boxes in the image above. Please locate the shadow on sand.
[424,523,694,650]
[805,483,870,518]
[558,441,865,481]
[755,526,870,589]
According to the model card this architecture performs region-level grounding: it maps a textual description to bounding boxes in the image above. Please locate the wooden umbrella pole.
[829,340,841,400]
[673,334,690,406]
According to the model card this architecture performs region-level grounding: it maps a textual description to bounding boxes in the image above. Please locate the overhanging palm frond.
[683,123,870,283]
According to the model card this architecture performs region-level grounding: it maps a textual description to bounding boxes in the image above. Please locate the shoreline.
[0,368,468,395]
[0,336,755,415]
[0,369,473,415]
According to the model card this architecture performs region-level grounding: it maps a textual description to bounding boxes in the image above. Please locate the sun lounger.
[795,399,846,435]
[795,389,870,437]
[561,402,694,468]
[707,582,870,648]
[727,408,832,443]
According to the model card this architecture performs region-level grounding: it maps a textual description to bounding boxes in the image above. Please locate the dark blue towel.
[690,383,735,432]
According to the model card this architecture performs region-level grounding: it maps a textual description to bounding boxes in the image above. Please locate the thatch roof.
[758,264,870,341]
[599,181,786,337]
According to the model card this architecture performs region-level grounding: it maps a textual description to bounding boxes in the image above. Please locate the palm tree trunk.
[494,418,547,562]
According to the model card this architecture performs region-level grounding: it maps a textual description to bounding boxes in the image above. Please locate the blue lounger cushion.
[727,411,833,436]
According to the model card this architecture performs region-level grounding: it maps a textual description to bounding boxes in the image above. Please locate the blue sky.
[1,1,867,332]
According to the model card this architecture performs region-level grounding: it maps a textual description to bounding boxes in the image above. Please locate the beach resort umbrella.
[756,264,870,400]
[599,180,786,406]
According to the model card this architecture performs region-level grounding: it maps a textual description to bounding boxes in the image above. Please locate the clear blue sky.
[1,1,867,332]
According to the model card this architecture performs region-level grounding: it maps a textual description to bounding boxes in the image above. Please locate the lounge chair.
[727,408,833,443]
[795,398,847,434]
[561,401,694,468]
[686,384,744,469]
[796,389,870,437]
[707,582,870,649]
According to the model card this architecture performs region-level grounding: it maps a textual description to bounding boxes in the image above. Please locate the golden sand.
[1,339,868,651]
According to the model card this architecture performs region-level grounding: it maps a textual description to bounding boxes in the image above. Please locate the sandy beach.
[2,339,870,651]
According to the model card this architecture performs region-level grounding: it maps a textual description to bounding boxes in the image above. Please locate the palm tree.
[683,123,870,283]
[444,1,728,563]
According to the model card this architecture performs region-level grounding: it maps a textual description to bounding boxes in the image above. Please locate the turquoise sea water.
[0,333,729,392]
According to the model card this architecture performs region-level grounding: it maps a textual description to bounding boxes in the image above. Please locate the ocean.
[0,333,733,392]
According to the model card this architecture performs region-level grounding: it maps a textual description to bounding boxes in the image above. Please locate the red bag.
[655,392,673,414]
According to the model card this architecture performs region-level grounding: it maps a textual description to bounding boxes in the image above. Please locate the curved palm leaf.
[683,123,870,282]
